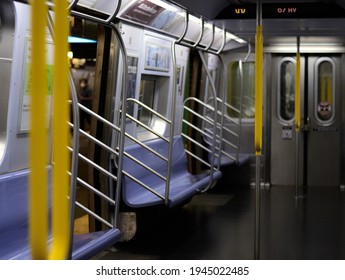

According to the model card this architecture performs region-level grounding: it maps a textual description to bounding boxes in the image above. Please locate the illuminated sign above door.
[216,3,345,19]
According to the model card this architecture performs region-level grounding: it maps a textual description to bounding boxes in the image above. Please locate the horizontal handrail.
[124,132,169,161]
[69,172,115,205]
[220,137,238,151]
[204,129,238,151]
[183,148,214,171]
[78,103,122,134]
[127,98,172,125]
[218,150,237,162]
[182,118,212,139]
[68,147,118,182]
[74,201,113,229]
[203,83,247,166]
[207,96,242,116]
[122,97,178,205]
[126,114,169,141]
[182,73,218,189]
[122,170,166,200]
[182,133,213,156]
[184,96,217,112]
[124,151,168,182]
[68,123,120,158]
[204,116,239,138]
[183,107,215,127]
[72,174,116,205]
[65,22,128,242]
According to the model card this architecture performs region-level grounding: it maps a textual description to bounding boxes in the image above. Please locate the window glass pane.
[227,61,255,118]
[279,60,295,122]
[138,78,155,126]
[317,61,334,122]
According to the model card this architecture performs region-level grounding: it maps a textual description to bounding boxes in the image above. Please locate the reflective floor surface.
[94,180,345,260]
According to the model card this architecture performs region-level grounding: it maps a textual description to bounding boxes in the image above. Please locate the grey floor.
[94,180,345,260]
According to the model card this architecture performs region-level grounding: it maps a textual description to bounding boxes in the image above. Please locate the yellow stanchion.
[254,18,263,260]
[49,0,70,260]
[327,77,332,105]
[29,0,70,259]
[295,52,301,132]
[29,0,49,260]
[321,77,326,102]
[254,25,263,156]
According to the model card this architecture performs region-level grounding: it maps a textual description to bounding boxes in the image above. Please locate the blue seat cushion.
[211,153,251,167]
[123,136,222,208]
[0,169,120,260]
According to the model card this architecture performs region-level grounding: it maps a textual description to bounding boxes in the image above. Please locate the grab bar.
[29,0,49,260]
[295,38,301,132]
[29,0,70,260]
[254,24,263,156]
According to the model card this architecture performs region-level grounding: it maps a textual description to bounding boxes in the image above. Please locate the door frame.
[267,53,344,187]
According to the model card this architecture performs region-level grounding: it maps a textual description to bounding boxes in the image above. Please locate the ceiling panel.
[169,0,345,47]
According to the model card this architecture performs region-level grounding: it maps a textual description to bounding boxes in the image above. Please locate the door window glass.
[138,78,156,126]
[316,59,335,123]
[278,58,295,123]
[227,61,255,118]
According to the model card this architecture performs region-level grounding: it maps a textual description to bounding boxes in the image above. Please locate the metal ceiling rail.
[14,0,246,54]
[216,28,227,54]
[68,0,122,24]
[203,24,215,52]
[175,14,230,55]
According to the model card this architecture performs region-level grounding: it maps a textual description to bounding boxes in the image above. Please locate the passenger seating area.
[122,136,222,208]
[0,169,121,260]
[203,103,251,168]
[0,170,33,260]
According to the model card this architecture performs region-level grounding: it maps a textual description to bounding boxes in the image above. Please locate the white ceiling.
[169,0,345,47]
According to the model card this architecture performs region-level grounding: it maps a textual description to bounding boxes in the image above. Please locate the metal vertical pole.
[29,0,48,260]
[255,155,261,259]
[295,130,300,197]
[254,0,263,260]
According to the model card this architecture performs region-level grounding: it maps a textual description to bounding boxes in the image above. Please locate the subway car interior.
[1,0,345,260]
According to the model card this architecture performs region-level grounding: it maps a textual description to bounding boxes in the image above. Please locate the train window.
[227,61,255,118]
[315,58,335,124]
[138,77,156,126]
[136,74,169,138]
[278,58,295,123]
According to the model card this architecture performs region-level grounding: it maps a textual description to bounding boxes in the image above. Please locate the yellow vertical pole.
[254,25,263,156]
[29,0,70,259]
[254,0,263,260]
[321,77,326,101]
[327,77,332,105]
[295,43,301,132]
[29,0,48,260]
[295,37,301,199]
[49,0,70,260]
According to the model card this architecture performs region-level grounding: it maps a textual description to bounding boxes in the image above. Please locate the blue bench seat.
[0,169,120,260]
[211,153,251,167]
[122,136,222,208]
[205,127,251,167]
